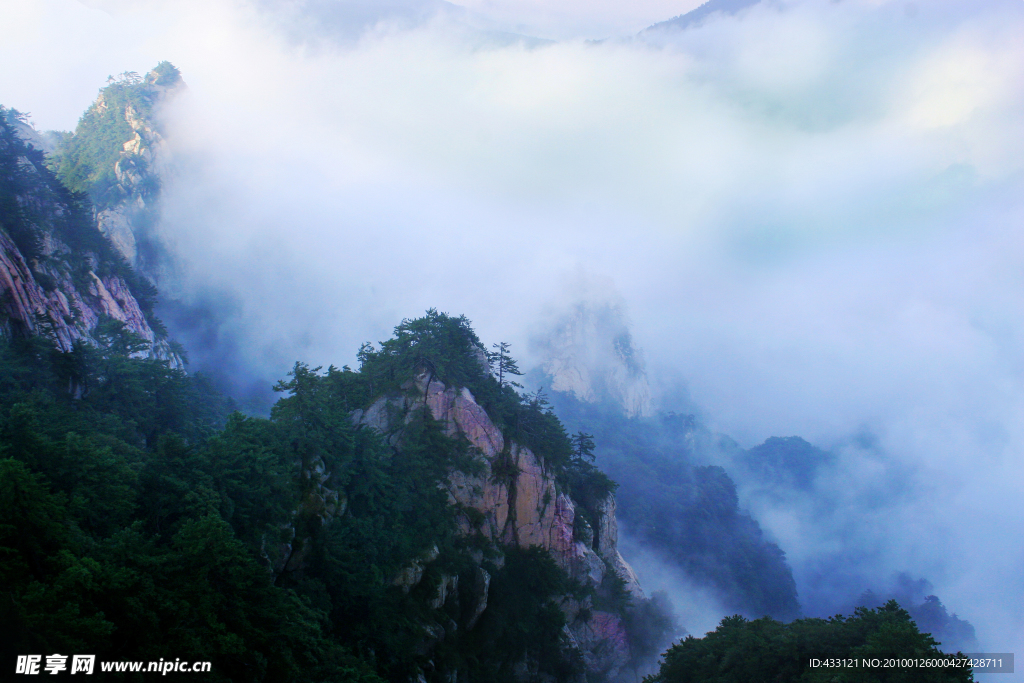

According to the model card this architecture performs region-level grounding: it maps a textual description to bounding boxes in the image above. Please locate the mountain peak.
[535,301,652,418]
[643,0,761,33]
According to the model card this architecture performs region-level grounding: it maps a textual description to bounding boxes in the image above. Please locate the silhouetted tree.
[490,341,523,389]
[571,431,596,463]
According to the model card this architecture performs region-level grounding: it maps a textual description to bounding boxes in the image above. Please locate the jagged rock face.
[535,302,652,418]
[93,72,180,274]
[353,366,644,679]
[0,113,182,367]
[0,230,181,367]
[97,203,138,266]
[266,451,345,576]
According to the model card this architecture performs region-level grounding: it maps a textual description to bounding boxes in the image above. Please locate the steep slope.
[0,107,180,366]
[532,302,800,621]
[354,363,645,677]
[48,62,183,275]
[547,393,802,622]
[268,311,674,681]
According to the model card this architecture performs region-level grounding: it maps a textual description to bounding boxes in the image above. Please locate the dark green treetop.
[647,600,974,683]
[490,341,524,389]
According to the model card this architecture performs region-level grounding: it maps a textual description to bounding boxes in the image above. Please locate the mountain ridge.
[642,0,762,33]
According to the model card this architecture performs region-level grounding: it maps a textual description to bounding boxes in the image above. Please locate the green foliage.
[572,430,596,462]
[202,413,297,549]
[311,412,462,619]
[564,430,617,550]
[354,309,490,398]
[0,108,164,332]
[0,331,393,681]
[0,309,632,681]
[47,70,162,209]
[150,60,182,87]
[489,341,524,388]
[0,109,43,261]
[345,310,584,480]
[648,601,974,683]
[0,107,110,263]
[850,578,979,655]
[461,546,581,682]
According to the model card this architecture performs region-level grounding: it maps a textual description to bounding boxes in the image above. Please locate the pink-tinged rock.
[419,374,504,457]
[507,444,558,548]
[353,369,652,678]
[567,609,632,679]
[0,224,179,367]
[550,494,576,559]
[590,611,630,653]
[610,550,645,600]
[353,371,648,593]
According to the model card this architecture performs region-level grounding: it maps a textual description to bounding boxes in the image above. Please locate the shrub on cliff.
[48,69,162,209]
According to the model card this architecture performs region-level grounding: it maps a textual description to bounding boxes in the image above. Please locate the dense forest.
[5,99,654,680]
[0,307,666,681]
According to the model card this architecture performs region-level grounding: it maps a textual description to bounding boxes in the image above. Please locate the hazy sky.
[4,0,1024,663]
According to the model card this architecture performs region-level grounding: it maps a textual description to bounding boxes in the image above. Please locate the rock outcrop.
[0,108,181,367]
[535,301,652,418]
[352,363,645,679]
[91,68,182,275]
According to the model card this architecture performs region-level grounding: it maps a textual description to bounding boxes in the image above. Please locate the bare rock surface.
[355,367,645,678]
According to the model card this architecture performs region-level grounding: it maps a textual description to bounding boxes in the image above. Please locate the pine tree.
[571,431,596,463]
[489,342,523,389]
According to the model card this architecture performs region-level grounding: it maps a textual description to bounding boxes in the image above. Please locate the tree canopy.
[647,601,974,683]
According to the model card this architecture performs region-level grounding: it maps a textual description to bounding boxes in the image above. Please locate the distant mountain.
[546,391,803,623]
[41,64,280,411]
[849,574,980,654]
[643,0,761,33]
[741,435,834,491]
[531,305,801,621]
[532,301,652,418]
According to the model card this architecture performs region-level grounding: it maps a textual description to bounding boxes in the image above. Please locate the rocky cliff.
[534,301,652,418]
[352,360,647,680]
[95,73,177,273]
[49,63,183,278]
[0,106,180,366]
